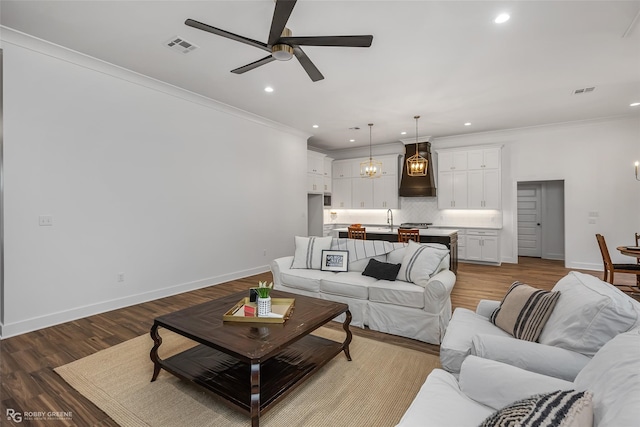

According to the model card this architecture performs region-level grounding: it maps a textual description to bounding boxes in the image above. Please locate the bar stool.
[398,228,420,243]
[348,226,366,240]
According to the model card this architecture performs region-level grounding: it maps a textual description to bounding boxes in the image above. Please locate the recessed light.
[494,13,510,24]
[312,124,319,128]
[464,122,472,126]
[349,139,355,142]
[630,102,640,107]
[264,86,274,93]
[401,131,407,135]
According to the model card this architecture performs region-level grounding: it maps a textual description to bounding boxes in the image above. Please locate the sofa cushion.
[490,281,560,342]
[291,236,333,269]
[440,308,512,373]
[478,390,593,427]
[349,255,387,273]
[280,268,334,292]
[539,271,640,356]
[574,329,640,427]
[362,259,402,281]
[320,272,376,300]
[397,241,449,285]
[368,280,425,309]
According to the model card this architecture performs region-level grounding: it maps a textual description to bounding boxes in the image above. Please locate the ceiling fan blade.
[185,19,270,52]
[281,35,373,47]
[293,46,324,82]
[268,0,297,46]
[230,55,276,74]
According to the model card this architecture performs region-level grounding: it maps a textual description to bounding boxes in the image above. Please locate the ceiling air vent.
[164,36,198,54]
[572,86,595,95]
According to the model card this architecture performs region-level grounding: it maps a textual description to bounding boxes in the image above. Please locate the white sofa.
[439,271,640,381]
[270,238,456,344]
[397,328,640,427]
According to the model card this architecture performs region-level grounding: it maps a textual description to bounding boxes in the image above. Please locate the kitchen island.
[335,227,459,274]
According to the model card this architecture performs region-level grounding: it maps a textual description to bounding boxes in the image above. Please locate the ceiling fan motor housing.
[272,28,293,60]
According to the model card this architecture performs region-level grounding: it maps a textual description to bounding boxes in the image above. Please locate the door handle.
[537,223,541,226]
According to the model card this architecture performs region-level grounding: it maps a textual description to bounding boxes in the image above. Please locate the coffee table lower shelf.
[158,333,344,414]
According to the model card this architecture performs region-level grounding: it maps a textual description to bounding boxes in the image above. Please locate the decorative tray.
[222,297,295,323]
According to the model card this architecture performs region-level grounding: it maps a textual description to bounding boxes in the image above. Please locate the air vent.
[572,87,595,95]
[164,36,198,54]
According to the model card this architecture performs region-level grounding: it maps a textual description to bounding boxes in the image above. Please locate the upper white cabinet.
[323,157,333,193]
[436,146,502,210]
[307,151,325,194]
[330,155,399,209]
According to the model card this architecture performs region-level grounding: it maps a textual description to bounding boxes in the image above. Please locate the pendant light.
[360,123,382,178]
[406,115,428,177]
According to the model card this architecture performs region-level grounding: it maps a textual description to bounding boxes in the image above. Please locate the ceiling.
[2,1,639,152]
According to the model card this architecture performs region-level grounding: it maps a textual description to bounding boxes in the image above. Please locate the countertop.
[429,224,502,230]
[334,227,458,237]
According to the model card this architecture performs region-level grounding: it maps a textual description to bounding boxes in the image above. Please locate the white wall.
[432,116,640,269]
[0,30,309,337]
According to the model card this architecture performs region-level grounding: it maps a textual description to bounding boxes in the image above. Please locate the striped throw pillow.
[479,390,593,427]
[490,281,560,342]
[291,236,333,270]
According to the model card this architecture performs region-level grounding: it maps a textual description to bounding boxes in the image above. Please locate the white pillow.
[397,240,449,286]
[539,272,640,356]
[291,236,333,269]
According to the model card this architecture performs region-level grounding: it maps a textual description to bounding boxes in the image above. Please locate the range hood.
[399,141,437,197]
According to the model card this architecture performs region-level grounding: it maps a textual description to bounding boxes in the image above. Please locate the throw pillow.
[479,390,593,427]
[361,258,402,281]
[490,281,561,342]
[291,236,333,270]
[397,240,449,286]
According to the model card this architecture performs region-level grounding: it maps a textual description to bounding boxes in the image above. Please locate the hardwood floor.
[1,258,637,426]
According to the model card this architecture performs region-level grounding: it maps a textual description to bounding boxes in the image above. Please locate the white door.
[518,184,542,257]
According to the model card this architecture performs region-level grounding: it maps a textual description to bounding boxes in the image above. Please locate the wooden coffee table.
[150,290,352,427]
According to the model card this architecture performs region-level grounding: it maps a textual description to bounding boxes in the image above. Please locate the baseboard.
[0,265,270,339]
[565,261,601,271]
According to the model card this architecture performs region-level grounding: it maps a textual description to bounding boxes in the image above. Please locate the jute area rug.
[55,327,440,427]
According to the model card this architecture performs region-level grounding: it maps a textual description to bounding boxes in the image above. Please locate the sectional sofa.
[270,236,456,344]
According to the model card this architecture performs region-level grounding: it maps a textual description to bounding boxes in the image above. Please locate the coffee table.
[150,290,352,427]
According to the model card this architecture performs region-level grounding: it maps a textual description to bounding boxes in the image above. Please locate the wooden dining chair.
[348,226,366,240]
[398,228,421,243]
[636,232,640,285]
[595,234,640,289]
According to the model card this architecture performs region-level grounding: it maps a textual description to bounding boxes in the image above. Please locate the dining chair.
[348,226,366,240]
[595,234,640,289]
[398,228,421,243]
[636,232,640,285]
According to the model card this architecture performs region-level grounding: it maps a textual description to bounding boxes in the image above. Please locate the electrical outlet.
[263,249,267,256]
[117,272,125,283]
[38,215,53,226]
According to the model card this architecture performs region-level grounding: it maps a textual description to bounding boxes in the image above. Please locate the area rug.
[55,328,439,427]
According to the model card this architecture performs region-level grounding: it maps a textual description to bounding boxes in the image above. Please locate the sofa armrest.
[423,270,456,314]
[269,256,294,288]
[470,334,591,381]
[459,355,574,411]
[475,299,500,318]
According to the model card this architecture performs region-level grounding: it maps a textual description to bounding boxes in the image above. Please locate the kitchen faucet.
[387,209,393,231]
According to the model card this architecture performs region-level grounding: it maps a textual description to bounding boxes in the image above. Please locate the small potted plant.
[256,281,273,316]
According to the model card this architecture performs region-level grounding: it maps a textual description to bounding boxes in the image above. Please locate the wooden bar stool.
[348,226,366,240]
[398,228,420,243]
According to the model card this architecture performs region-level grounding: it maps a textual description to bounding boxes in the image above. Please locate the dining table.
[617,246,640,259]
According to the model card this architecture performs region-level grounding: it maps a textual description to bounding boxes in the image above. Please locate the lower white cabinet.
[464,229,500,264]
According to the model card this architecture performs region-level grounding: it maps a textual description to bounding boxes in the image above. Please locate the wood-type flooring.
[1,257,637,426]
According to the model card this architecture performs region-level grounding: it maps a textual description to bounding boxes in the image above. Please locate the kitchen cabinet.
[437,170,468,209]
[332,177,352,208]
[465,229,500,264]
[332,160,352,179]
[457,231,467,260]
[436,145,501,210]
[468,169,501,209]
[467,147,500,170]
[307,173,323,193]
[352,177,374,208]
[323,157,333,193]
[307,151,326,194]
[373,174,399,209]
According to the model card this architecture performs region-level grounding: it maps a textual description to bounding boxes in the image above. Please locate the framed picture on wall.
[321,250,349,272]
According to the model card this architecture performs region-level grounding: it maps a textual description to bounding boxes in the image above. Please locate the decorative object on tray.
[256,281,273,317]
[321,250,349,272]
[223,297,295,323]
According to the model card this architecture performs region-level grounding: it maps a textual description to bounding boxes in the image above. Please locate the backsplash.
[324,197,502,228]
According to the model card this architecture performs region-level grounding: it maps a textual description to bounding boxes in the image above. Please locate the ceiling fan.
[185,0,373,82]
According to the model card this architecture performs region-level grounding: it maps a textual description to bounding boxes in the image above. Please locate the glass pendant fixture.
[406,115,428,177]
[360,123,382,178]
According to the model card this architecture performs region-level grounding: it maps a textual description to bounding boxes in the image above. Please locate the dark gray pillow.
[362,259,401,281]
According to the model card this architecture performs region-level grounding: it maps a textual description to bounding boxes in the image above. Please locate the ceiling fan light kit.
[406,115,428,177]
[361,123,382,179]
[185,0,373,82]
